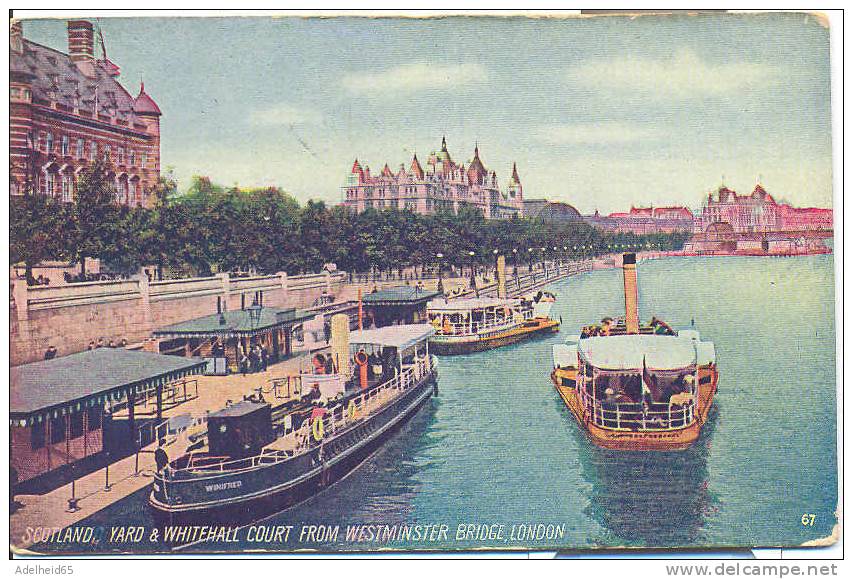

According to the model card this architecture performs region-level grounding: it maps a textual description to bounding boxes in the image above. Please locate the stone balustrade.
[10,270,346,366]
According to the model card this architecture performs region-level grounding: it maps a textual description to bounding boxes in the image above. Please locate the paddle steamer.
[551,253,718,451]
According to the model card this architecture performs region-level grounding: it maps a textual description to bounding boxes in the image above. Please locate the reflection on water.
[579,410,719,547]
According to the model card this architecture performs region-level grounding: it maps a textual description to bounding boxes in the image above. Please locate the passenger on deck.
[313,353,327,374]
[154,440,169,473]
[306,383,322,402]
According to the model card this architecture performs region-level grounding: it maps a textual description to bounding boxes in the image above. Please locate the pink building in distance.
[699,183,833,234]
[342,137,524,219]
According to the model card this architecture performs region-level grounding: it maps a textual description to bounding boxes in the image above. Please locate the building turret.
[508,162,523,200]
[467,144,487,186]
[410,153,424,180]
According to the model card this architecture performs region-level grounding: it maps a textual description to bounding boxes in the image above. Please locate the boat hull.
[149,369,438,524]
[551,366,718,451]
[430,318,559,355]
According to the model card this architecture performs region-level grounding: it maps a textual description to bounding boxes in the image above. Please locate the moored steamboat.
[149,316,438,521]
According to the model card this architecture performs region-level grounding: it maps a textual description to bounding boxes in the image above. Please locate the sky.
[22,13,833,213]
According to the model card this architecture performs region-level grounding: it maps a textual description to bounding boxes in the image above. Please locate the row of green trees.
[10,157,690,281]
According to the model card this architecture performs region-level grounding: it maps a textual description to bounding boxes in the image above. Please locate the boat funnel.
[330,313,350,376]
[497,255,507,299]
[622,253,639,334]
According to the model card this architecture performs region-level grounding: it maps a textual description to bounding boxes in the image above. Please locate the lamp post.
[435,253,444,295]
[527,247,533,273]
[468,250,479,297]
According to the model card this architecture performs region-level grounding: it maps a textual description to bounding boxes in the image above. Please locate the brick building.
[10,19,161,207]
[342,137,524,219]
[584,205,695,234]
[699,183,833,234]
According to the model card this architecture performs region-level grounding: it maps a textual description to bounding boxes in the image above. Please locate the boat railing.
[167,356,434,477]
[311,355,432,440]
[576,386,696,431]
[433,311,532,336]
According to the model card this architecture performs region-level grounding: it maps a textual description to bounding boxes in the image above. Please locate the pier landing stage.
[10,350,320,552]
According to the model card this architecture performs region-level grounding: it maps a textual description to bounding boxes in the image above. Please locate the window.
[44,171,55,196]
[140,152,147,168]
[104,144,111,161]
[76,138,84,158]
[129,150,135,166]
[61,175,73,203]
[117,147,125,165]
[89,141,97,161]
[45,132,54,154]
[129,181,137,204]
[31,422,45,450]
[61,135,69,156]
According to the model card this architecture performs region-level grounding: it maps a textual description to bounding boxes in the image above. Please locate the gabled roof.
[410,153,424,179]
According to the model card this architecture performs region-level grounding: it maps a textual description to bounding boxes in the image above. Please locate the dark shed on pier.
[10,348,206,483]
[362,286,441,327]
[152,306,315,370]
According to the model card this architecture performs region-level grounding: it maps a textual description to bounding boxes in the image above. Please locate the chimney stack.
[622,253,639,334]
[10,20,23,54]
[67,20,94,62]
[330,314,350,377]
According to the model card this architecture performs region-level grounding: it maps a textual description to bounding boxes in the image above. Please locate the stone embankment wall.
[10,271,345,366]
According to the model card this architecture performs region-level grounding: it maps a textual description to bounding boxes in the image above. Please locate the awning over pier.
[10,348,206,425]
[362,286,441,307]
[153,307,314,339]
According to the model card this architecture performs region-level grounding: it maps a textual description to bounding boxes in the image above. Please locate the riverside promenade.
[10,349,321,553]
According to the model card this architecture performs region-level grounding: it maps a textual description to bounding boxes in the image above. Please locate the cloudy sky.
[23,13,832,213]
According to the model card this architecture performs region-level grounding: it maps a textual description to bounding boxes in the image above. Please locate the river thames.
[38,254,837,553]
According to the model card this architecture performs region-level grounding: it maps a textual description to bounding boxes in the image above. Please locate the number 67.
[801,514,816,526]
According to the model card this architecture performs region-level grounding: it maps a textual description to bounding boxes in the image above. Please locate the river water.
[37,255,837,553]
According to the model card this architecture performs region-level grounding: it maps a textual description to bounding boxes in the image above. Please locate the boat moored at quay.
[551,253,718,451]
[427,292,559,355]
[149,318,438,521]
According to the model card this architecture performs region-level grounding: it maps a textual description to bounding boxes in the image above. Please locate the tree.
[10,193,72,283]
[69,156,122,277]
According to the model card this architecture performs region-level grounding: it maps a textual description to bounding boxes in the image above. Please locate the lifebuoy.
[312,416,325,441]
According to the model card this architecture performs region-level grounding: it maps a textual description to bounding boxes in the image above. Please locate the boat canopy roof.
[427,297,518,312]
[552,344,577,368]
[578,334,699,371]
[350,324,435,351]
